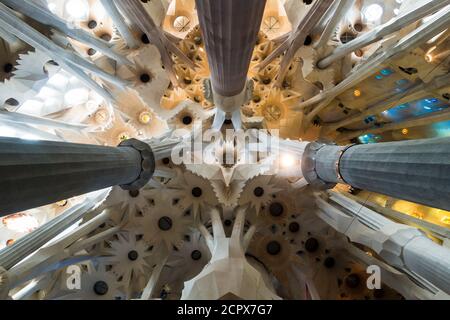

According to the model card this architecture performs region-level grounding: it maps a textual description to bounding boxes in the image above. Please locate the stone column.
[0,190,108,270]
[302,137,450,211]
[0,137,154,215]
[196,0,266,98]
[317,191,450,294]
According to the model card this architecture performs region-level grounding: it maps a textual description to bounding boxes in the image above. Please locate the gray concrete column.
[195,0,267,97]
[302,137,450,211]
[0,138,155,215]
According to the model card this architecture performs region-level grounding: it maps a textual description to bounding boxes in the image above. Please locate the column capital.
[118,139,155,191]
[302,141,352,189]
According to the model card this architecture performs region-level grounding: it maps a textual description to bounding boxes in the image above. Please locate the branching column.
[0,138,155,215]
[302,137,450,211]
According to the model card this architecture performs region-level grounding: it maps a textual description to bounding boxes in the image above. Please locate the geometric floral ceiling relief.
[0,0,449,303]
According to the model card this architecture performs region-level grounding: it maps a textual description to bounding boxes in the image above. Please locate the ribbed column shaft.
[309,137,450,211]
[195,0,267,97]
[339,138,450,211]
[0,137,144,215]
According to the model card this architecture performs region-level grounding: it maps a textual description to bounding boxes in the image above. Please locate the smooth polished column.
[195,0,267,97]
[302,137,450,210]
[0,138,154,215]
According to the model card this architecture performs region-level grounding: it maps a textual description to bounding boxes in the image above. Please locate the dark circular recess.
[224,119,232,125]
[100,33,112,42]
[304,237,319,252]
[266,241,281,255]
[399,66,418,75]
[252,95,261,103]
[183,77,192,85]
[253,187,264,197]
[141,33,150,44]
[158,216,173,231]
[128,250,139,261]
[262,77,271,85]
[93,281,109,295]
[191,250,202,261]
[304,35,312,46]
[5,98,19,106]
[87,48,96,56]
[340,32,356,44]
[162,157,170,165]
[323,257,335,268]
[3,63,13,73]
[303,0,313,4]
[282,80,291,89]
[269,202,284,217]
[129,190,139,198]
[191,187,202,198]
[194,36,202,45]
[182,115,193,125]
[353,23,363,32]
[288,222,300,233]
[224,219,232,227]
[345,273,361,289]
[354,49,364,57]
[140,73,151,83]
[87,20,97,29]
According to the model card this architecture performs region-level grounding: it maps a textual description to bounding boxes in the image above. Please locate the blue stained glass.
[380,68,394,76]
[432,120,450,138]
[396,79,409,86]
[358,133,381,144]
[382,97,449,122]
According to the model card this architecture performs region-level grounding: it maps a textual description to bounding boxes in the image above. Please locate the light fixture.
[65,0,89,21]
[139,111,152,124]
[402,128,409,135]
[280,153,296,168]
[353,89,361,97]
[425,47,436,62]
[363,4,383,22]
[173,16,191,32]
